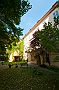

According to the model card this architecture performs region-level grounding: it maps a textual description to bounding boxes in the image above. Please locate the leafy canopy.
[7,40,24,60]
[30,16,59,53]
[0,0,32,53]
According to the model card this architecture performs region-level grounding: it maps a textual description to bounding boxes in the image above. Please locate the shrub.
[54,56,59,62]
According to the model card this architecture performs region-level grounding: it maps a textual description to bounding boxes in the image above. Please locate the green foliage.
[17,40,24,59]
[0,54,8,61]
[41,22,57,52]
[7,40,24,60]
[31,16,59,53]
[54,56,59,62]
[30,16,59,65]
[0,0,32,53]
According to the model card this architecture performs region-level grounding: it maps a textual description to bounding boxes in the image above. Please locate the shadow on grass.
[39,64,59,73]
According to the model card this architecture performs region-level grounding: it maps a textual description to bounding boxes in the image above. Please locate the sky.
[20,0,57,37]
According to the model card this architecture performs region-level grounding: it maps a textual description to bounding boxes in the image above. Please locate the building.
[23,1,59,65]
[9,40,24,62]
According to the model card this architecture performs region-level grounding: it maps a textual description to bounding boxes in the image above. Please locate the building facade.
[23,2,59,64]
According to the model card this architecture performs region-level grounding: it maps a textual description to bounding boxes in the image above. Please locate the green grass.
[0,66,59,90]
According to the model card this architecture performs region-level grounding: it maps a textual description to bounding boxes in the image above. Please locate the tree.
[0,0,32,60]
[0,0,31,49]
[6,40,24,61]
[30,16,59,65]
[13,40,24,60]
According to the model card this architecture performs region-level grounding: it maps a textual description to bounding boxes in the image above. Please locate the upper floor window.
[53,11,59,17]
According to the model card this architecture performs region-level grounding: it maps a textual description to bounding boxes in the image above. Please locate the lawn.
[0,66,59,90]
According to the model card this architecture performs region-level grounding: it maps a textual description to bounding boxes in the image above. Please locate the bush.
[0,54,8,62]
[54,56,59,62]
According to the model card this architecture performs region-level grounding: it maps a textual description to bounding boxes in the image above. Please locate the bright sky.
[20,0,57,36]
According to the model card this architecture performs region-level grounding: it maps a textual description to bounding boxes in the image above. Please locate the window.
[53,11,59,17]
[56,11,59,16]
[53,12,55,17]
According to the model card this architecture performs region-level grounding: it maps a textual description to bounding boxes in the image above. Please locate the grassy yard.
[0,66,59,90]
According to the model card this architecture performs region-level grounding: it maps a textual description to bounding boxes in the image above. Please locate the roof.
[23,1,59,39]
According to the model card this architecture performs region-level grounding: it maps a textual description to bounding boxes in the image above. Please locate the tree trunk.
[46,52,50,66]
